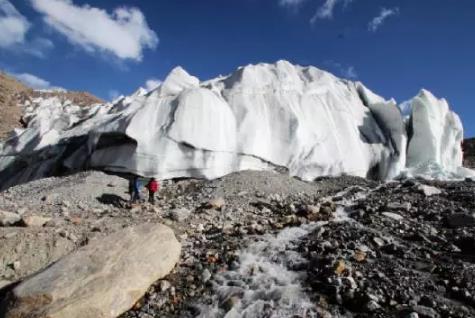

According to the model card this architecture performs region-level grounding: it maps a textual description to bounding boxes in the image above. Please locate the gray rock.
[159,280,171,292]
[207,197,226,210]
[417,185,442,196]
[20,215,52,227]
[169,208,191,222]
[0,280,12,290]
[411,305,440,318]
[202,269,212,283]
[382,212,404,221]
[1,223,181,318]
[0,211,21,227]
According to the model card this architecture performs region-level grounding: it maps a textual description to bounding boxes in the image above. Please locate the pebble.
[201,269,212,283]
[169,208,191,222]
[159,280,171,292]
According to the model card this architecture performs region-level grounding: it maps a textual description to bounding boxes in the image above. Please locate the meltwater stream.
[197,186,372,318]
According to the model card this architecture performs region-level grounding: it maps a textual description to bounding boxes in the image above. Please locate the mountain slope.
[0,72,103,141]
[0,72,29,140]
[463,138,475,168]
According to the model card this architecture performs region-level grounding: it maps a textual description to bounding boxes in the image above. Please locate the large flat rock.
[1,223,181,318]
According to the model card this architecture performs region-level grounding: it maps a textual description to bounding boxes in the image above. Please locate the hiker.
[146,178,159,204]
[130,176,141,203]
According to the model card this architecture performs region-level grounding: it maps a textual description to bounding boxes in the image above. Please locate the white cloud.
[12,72,51,89]
[25,37,55,58]
[0,0,30,48]
[108,89,121,101]
[310,0,354,24]
[324,61,358,79]
[342,65,357,79]
[279,0,307,7]
[30,0,158,61]
[368,7,399,32]
[145,78,162,91]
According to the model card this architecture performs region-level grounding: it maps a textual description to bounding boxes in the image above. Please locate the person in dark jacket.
[130,176,141,203]
[146,178,159,204]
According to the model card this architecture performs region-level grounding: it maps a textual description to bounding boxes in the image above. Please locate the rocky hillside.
[464,138,475,168]
[0,71,103,141]
[0,73,28,140]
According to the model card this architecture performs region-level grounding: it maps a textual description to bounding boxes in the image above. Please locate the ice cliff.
[0,61,472,189]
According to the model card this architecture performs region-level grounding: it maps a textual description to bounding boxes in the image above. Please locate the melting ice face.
[0,61,473,190]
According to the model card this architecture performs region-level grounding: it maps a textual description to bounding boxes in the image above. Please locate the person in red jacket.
[146,178,159,204]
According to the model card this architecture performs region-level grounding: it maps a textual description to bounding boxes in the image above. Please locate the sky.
[0,0,474,136]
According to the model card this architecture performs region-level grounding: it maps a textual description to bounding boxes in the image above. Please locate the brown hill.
[0,72,29,140]
[0,71,103,140]
[463,138,475,169]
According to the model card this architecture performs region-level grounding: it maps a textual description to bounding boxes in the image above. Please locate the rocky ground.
[0,170,474,317]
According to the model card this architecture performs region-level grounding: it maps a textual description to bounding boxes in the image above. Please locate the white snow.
[404,89,474,179]
[0,60,472,188]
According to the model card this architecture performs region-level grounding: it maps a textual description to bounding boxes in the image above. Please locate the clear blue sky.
[1,0,474,136]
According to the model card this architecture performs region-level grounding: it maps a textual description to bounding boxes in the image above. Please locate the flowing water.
[197,186,373,317]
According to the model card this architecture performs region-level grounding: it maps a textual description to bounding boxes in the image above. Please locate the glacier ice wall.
[0,61,472,189]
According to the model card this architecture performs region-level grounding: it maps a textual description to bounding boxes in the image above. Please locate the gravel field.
[0,170,474,318]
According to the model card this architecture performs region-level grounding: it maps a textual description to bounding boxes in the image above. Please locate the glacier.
[0,60,473,189]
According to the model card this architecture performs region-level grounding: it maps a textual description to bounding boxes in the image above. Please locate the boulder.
[0,280,12,290]
[20,215,51,227]
[0,211,21,227]
[1,223,181,318]
[417,185,442,196]
[207,197,226,210]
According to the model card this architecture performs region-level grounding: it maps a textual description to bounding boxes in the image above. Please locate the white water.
[197,224,319,318]
[197,187,370,318]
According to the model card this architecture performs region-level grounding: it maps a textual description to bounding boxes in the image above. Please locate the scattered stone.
[207,197,225,210]
[201,269,212,283]
[366,300,381,312]
[159,280,171,292]
[382,212,404,221]
[417,185,442,196]
[373,237,385,247]
[1,224,181,318]
[12,261,20,271]
[354,249,367,262]
[169,208,191,222]
[410,305,440,318]
[20,215,52,227]
[15,208,27,216]
[334,260,346,275]
[0,210,21,227]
